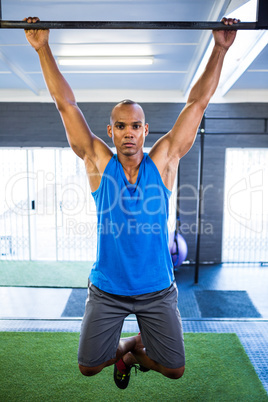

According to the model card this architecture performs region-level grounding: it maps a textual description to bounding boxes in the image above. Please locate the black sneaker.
[113,359,133,389]
[113,359,151,389]
[138,364,150,373]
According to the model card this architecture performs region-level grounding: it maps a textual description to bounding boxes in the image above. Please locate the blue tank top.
[90,153,174,296]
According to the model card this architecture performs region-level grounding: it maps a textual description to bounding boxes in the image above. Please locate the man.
[24,16,238,389]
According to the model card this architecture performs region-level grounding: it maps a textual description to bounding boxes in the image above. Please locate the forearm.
[188,44,227,109]
[37,44,76,110]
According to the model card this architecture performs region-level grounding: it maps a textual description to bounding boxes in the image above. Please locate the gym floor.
[0,263,267,393]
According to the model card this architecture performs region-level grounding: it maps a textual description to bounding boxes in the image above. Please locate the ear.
[107,124,112,138]
[144,123,149,137]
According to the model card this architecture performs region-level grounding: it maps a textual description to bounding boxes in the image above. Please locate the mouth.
[123,142,135,147]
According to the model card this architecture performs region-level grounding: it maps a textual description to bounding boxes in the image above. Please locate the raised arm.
[24,17,113,191]
[150,18,239,190]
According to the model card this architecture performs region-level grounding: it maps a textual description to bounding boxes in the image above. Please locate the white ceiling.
[0,0,267,103]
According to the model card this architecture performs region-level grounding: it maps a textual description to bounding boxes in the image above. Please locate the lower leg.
[123,334,185,379]
[80,333,184,379]
[79,334,138,377]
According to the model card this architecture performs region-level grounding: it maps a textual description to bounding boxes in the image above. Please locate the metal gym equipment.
[0,0,267,30]
[0,0,267,284]
[0,20,263,30]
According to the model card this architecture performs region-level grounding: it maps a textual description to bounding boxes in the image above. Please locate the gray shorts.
[78,281,185,369]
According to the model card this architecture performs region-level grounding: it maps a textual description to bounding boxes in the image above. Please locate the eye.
[133,124,141,130]
[116,124,124,130]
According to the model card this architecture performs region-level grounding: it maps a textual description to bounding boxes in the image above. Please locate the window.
[222,148,268,263]
[0,148,96,261]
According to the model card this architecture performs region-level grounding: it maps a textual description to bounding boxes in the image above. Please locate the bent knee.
[163,365,185,380]
[78,363,102,377]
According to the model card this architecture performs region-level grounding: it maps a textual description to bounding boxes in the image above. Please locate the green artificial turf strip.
[0,261,92,288]
[0,332,267,401]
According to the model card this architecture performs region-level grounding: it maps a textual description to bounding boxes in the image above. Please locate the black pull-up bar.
[0,20,265,30]
[0,0,267,31]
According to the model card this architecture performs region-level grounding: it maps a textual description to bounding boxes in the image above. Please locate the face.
[107,104,149,157]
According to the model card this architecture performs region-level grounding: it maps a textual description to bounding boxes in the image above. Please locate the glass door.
[222,148,268,262]
[28,149,57,260]
[0,149,30,260]
[0,148,98,261]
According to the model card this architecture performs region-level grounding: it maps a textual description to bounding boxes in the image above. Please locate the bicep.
[59,103,112,162]
[149,101,204,189]
[167,101,204,159]
[59,103,94,158]
[152,101,204,162]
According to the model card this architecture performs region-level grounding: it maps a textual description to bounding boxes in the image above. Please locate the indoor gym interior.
[0,0,268,399]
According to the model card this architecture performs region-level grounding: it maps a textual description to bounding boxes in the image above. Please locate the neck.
[117,150,144,184]
[117,149,144,168]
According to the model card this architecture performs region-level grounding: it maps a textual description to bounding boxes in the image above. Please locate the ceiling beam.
[183,0,231,95]
[220,30,268,96]
[184,0,268,98]
[220,0,268,95]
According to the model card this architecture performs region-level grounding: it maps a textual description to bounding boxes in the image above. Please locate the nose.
[124,126,134,137]
[124,133,134,138]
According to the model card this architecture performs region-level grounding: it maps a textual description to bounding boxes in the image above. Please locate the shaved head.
[110,100,145,125]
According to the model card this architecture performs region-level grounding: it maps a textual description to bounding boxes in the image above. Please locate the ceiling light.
[57,56,154,66]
